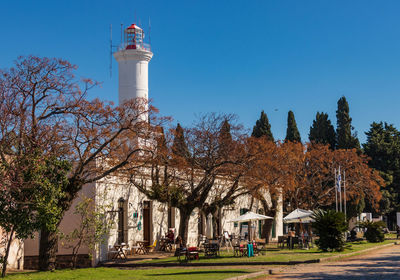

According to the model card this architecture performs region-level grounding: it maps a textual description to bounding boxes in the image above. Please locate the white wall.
[23,174,283,266]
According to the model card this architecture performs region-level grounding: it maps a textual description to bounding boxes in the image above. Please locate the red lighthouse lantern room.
[125,23,144,50]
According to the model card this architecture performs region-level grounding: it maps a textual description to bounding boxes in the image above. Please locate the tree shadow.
[147,270,249,276]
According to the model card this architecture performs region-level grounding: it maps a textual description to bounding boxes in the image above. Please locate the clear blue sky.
[1,1,400,144]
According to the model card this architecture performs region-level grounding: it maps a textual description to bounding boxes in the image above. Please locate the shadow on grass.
[5,269,75,278]
[147,270,249,276]
[141,242,392,264]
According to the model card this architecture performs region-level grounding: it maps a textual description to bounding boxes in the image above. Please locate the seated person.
[174,236,185,256]
[167,229,174,243]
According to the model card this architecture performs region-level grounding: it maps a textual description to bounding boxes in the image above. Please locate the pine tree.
[172,123,189,158]
[285,110,301,142]
[336,96,360,149]
[363,122,400,216]
[309,112,336,149]
[252,110,274,141]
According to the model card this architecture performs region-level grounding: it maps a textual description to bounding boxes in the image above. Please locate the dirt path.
[263,244,400,280]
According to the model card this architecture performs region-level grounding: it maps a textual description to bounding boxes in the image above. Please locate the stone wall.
[24,254,91,270]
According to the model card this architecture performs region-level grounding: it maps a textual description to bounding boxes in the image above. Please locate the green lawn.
[5,268,254,280]
[385,233,398,239]
[5,240,395,280]
[140,240,395,264]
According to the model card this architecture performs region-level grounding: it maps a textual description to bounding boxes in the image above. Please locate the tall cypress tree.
[218,119,233,161]
[252,110,274,141]
[172,123,189,158]
[309,112,336,149]
[219,119,232,144]
[336,96,360,149]
[285,110,301,142]
[156,126,168,161]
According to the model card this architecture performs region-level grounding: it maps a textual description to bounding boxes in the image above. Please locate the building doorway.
[143,201,151,246]
[117,198,126,244]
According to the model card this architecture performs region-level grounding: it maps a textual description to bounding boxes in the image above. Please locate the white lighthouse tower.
[114,23,153,120]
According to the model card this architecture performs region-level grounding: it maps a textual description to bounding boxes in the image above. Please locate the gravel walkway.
[264,244,400,280]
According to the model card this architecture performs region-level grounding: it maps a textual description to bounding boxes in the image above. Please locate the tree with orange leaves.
[131,114,254,245]
[244,138,292,240]
[284,143,383,212]
[248,140,383,235]
[0,56,164,271]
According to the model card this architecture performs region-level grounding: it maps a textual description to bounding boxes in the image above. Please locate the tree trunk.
[1,228,14,278]
[39,227,58,271]
[212,208,219,239]
[178,208,191,246]
[259,198,276,244]
[262,219,273,243]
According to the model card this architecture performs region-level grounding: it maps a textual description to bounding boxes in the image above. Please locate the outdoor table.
[287,236,299,249]
[136,240,148,254]
[204,242,219,257]
[113,244,127,260]
[233,244,247,257]
[159,238,173,251]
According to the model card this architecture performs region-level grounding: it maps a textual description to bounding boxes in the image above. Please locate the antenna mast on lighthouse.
[109,24,113,77]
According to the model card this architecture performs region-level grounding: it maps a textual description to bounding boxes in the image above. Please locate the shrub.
[312,209,348,252]
[360,220,385,243]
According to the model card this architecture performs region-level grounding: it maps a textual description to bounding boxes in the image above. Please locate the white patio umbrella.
[283,208,314,223]
[206,213,213,238]
[228,211,273,240]
[227,211,274,223]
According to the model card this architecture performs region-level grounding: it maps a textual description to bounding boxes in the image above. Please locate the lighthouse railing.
[117,42,151,52]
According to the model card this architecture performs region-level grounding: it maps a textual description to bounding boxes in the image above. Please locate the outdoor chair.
[108,245,119,260]
[121,242,130,255]
[287,236,299,249]
[159,237,173,252]
[198,235,207,251]
[292,237,299,249]
[204,240,220,258]
[186,246,200,261]
[252,241,259,255]
[238,243,247,257]
[223,231,233,251]
[129,241,140,255]
[277,236,286,249]
[176,247,188,261]
[146,240,157,252]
